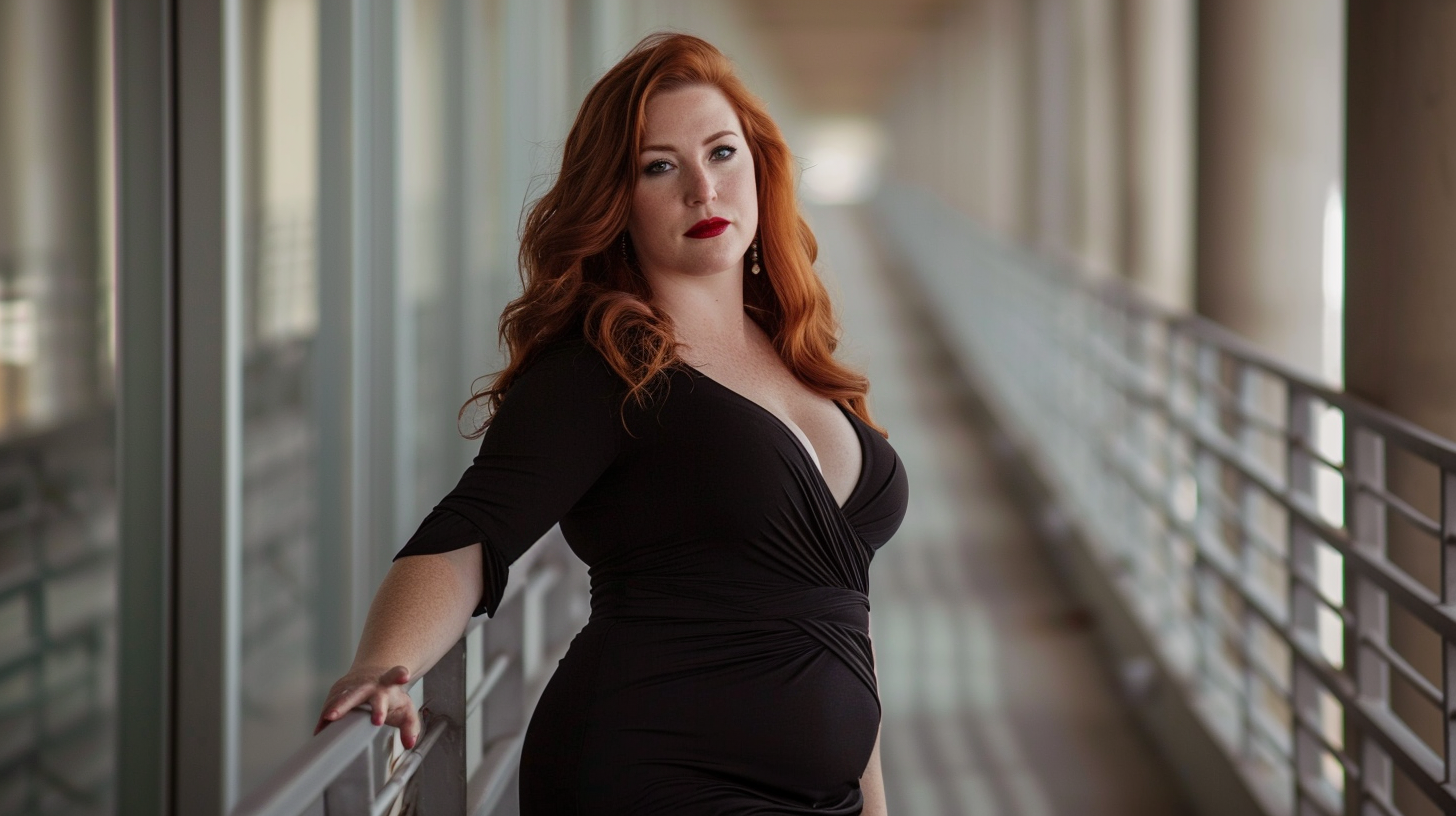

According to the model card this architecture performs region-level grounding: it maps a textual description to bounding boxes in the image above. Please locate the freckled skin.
[628,84,759,282]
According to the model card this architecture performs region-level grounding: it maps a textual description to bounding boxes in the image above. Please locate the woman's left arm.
[861,617,887,815]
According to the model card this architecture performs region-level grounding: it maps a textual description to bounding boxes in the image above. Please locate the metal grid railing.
[879,187,1456,816]
[230,527,588,816]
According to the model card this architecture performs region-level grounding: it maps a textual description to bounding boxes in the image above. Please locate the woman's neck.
[646,268,751,355]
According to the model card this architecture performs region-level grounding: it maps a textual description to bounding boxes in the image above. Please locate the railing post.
[1192,342,1221,711]
[1286,387,1324,811]
[1235,364,1256,765]
[1442,468,1456,796]
[1346,424,1390,815]
[418,637,467,813]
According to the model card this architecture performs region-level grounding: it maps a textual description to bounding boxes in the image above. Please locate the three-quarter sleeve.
[394,339,626,616]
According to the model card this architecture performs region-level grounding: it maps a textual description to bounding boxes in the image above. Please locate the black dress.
[396,334,910,815]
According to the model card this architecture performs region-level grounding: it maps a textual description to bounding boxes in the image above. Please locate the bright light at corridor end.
[800,118,886,205]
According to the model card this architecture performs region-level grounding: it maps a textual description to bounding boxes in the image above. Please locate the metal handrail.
[878,186,1456,816]
[230,527,586,816]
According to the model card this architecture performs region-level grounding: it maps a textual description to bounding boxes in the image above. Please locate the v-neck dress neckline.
[683,365,869,513]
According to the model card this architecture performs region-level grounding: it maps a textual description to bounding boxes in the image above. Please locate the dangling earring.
[750,239,761,275]
[620,232,630,263]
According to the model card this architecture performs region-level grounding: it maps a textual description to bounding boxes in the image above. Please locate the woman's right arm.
[313,543,483,748]
[315,339,627,745]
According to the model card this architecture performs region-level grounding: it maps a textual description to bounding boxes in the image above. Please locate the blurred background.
[4,1,1456,815]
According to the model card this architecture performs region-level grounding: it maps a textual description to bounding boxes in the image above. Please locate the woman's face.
[627,84,758,283]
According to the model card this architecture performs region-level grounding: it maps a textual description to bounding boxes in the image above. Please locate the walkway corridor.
[813,206,1191,816]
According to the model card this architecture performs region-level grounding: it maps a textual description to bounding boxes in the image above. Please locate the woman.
[315,32,908,815]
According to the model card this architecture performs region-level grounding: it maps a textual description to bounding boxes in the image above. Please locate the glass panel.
[477,0,511,320]
[402,0,462,516]
[236,0,338,792]
[403,0,507,520]
[0,2,117,813]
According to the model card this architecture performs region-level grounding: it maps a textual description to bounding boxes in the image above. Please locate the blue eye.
[711,145,736,161]
[644,160,672,175]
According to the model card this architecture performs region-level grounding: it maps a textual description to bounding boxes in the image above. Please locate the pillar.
[939,8,983,219]
[1030,0,1122,275]
[1030,0,1076,261]
[1071,0,1122,279]
[1345,4,1456,815]
[899,0,1033,243]
[1118,0,1194,311]
[1194,0,1343,373]
[977,0,1034,241]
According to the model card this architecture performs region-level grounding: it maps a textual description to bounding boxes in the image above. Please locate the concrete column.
[1030,0,1123,273]
[0,0,103,428]
[1031,0,1076,261]
[939,10,983,219]
[968,0,1034,241]
[917,46,955,207]
[875,0,1037,248]
[1118,0,1194,311]
[1194,0,1343,373]
[1345,5,1456,815]
[0,11,12,430]
[1070,0,1122,279]
[884,62,917,192]
[1346,3,1456,453]
[899,0,1034,243]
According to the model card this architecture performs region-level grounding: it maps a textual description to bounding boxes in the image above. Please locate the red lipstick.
[684,217,730,239]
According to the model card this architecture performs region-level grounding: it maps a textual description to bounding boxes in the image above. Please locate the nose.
[683,163,716,206]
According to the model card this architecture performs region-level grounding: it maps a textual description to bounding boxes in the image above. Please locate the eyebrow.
[640,130,739,154]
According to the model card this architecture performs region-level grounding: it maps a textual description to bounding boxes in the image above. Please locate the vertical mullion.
[459,0,496,435]
[114,0,174,812]
[174,0,244,811]
[368,0,403,573]
[388,3,415,553]
[349,2,377,630]
[503,0,540,241]
[442,0,470,471]
[316,0,361,676]
[583,0,625,75]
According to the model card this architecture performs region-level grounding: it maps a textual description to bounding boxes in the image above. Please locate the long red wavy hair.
[464,32,882,436]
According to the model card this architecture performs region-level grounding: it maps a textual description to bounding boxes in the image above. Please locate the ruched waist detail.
[588,578,869,628]
[587,578,878,701]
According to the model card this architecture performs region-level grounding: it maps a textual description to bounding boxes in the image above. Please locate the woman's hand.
[314,664,422,749]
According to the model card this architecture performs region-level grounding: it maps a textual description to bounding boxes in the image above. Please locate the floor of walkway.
[811,205,1191,816]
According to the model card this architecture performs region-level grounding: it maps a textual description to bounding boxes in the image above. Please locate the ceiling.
[736,0,959,117]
